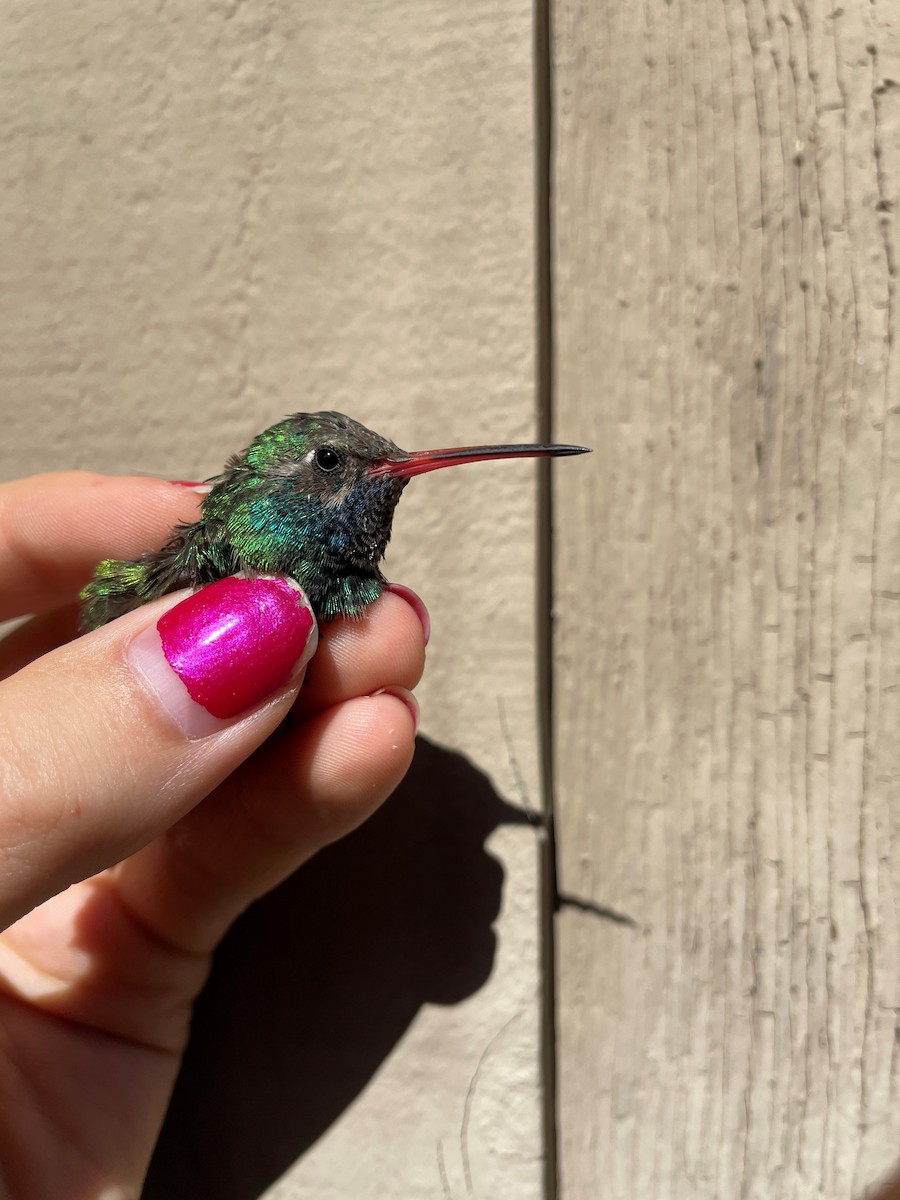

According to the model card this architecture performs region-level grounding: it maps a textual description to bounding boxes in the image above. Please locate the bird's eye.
[315,446,342,472]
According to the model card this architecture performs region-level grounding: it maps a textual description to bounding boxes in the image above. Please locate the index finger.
[0,472,203,620]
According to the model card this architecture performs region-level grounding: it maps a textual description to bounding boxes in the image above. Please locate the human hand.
[0,472,426,1198]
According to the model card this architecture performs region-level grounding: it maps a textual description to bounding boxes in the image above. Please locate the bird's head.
[204,410,589,618]
[242,410,409,510]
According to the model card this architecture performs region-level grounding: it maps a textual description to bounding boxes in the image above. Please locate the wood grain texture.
[0,3,543,1196]
[553,0,900,1196]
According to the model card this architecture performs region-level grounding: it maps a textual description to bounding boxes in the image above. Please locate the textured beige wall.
[0,3,545,1196]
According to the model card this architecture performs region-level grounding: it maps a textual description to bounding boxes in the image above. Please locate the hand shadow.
[143,735,532,1200]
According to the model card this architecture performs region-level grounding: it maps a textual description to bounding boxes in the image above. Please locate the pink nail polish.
[168,480,213,493]
[386,583,431,646]
[371,685,420,735]
[130,577,318,736]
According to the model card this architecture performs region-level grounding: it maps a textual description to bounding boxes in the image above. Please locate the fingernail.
[130,576,318,737]
[371,685,420,736]
[168,480,213,494]
[386,584,430,646]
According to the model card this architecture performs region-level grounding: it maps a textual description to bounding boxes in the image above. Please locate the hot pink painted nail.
[386,583,430,646]
[130,576,317,736]
[168,480,213,493]
[371,685,420,735]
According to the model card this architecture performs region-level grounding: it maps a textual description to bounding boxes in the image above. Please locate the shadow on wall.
[144,735,531,1200]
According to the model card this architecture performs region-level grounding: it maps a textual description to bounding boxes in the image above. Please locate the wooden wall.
[553,1,900,1196]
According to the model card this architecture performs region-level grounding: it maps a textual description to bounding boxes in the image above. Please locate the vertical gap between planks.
[533,0,558,1196]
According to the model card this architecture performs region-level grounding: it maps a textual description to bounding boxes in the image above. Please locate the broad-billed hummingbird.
[80,410,590,630]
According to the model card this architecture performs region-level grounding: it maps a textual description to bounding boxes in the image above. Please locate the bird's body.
[81,411,588,631]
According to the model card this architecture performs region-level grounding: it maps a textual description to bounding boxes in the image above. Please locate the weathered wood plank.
[0,3,543,1196]
[553,0,900,1195]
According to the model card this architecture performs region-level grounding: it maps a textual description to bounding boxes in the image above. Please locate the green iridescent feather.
[80,409,589,631]
[80,411,406,630]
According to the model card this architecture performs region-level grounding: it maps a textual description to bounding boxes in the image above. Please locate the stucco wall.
[0,3,546,1196]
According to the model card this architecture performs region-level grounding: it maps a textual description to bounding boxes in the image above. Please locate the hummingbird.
[80,410,590,630]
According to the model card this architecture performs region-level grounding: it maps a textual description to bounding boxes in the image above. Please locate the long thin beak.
[369,442,591,480]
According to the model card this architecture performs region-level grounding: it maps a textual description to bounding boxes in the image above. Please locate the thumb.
[0,575,318,930]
